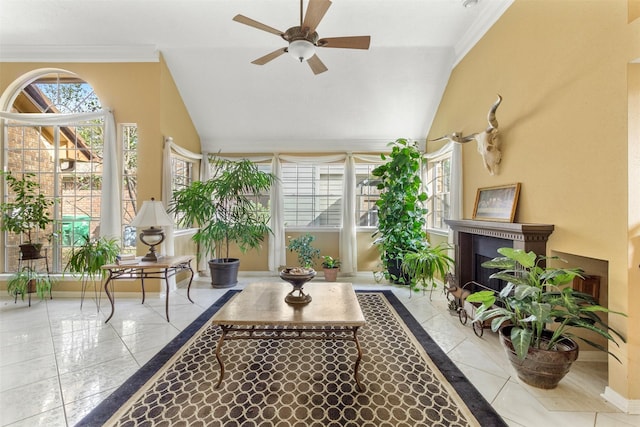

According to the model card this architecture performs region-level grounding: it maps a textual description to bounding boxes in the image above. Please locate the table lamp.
[129,198,173,261]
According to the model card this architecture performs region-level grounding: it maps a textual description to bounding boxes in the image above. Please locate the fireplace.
[445,219,554,292]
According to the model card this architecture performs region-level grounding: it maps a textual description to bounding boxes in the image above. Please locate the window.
[204,157,271,226]
[171,155,194,229]
[246,163,272,224]
[121,124,138,252]
[3,72,105,272]
[355,163,381,228]
[282,163,343,228]
[426,152,452,231]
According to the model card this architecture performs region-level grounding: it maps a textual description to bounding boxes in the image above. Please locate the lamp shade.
[130,198,173,227]
[288,40,315,62]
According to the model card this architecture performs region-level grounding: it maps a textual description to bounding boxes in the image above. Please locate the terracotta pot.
[500,325,579,389]
[323,267,339,282]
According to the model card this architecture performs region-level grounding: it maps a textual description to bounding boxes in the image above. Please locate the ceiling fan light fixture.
[288,39,315,62]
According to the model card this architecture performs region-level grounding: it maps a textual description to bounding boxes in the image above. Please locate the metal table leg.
[104,271,116,323]
[214,325,229,388]
[352,326,364,391]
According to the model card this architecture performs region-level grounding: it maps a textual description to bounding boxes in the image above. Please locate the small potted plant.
[321,255,341,282]
[0,171,54,259]
[286,234,321,269]
[466,247,626,389]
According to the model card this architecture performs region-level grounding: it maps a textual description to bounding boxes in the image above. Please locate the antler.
[486,94,503,132]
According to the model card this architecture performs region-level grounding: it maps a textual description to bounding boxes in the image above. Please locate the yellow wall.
[0,59,200,291]
[428,0,639,401]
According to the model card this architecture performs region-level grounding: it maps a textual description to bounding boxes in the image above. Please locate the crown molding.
[0,45,159,62]
[453,0,514,68]
[201,138,426,154]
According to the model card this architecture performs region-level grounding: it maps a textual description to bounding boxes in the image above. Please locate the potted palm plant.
[321,255,341,282]
[170,156,276,288]
[372,138,428,284]
[0,171,54,259]
[466,247,626,389]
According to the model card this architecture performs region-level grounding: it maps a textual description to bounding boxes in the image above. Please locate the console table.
[211,282,367,391]
[101,255,195,323]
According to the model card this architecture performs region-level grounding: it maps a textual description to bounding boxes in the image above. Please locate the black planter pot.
[499,325,579,389]
[208,258,240,288]
[386,258,411,285]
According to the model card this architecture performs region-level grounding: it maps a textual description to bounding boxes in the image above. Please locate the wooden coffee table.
[211,282,366,391]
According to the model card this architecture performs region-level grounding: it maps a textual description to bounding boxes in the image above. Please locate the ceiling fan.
[233,0,371,75]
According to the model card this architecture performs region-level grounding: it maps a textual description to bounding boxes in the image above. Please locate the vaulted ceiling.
[0,0,512,153]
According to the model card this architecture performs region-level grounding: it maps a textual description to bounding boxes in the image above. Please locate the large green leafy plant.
[466,247,626,361]
[372,138,428,283]
[0,171,54,243]
[170,156,276,262]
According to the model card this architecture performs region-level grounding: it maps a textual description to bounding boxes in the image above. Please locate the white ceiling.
[0,0,512,153]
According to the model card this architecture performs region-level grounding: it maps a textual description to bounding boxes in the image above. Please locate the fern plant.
[7,267,55,300]
[402,242,454,291]
[65,235,120,280]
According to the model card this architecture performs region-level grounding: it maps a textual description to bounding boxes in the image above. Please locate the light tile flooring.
[1,273,638,427]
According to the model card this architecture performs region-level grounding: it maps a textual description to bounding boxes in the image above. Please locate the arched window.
[1,70,126,273]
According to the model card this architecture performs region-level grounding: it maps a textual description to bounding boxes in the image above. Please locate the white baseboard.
[602,386,640,414]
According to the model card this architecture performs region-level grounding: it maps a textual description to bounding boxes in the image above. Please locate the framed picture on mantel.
[472,183,521,222]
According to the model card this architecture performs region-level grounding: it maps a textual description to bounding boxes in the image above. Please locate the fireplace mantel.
[445,220,554,245]
[445,219,554,290]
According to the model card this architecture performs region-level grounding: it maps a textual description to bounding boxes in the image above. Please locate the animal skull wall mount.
[430,95,503,175]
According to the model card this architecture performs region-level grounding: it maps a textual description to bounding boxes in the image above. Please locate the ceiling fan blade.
[233,14,283,36]
[307,54,328,75]
[303,0,332,33]
[318,36,371,50]
[251,48,287,65]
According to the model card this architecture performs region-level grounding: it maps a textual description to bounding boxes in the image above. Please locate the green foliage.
[371,138,428,281]
[402,243,454,291]
[466,247,627,361]
[170,157,277,262]
[321,255,341,269]
[65,235,120,280]
[287,234,321,268]
[7,267,55,300]
[0,171,54,243]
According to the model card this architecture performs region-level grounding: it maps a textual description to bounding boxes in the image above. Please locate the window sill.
[174,228,198,237]
[426,228,449,237]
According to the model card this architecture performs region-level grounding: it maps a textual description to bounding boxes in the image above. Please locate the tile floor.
[0,273,638,427]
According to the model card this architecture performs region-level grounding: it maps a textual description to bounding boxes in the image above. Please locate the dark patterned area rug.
[78,290,506,427]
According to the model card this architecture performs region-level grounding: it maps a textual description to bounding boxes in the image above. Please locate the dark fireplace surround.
[445,219,554,292]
